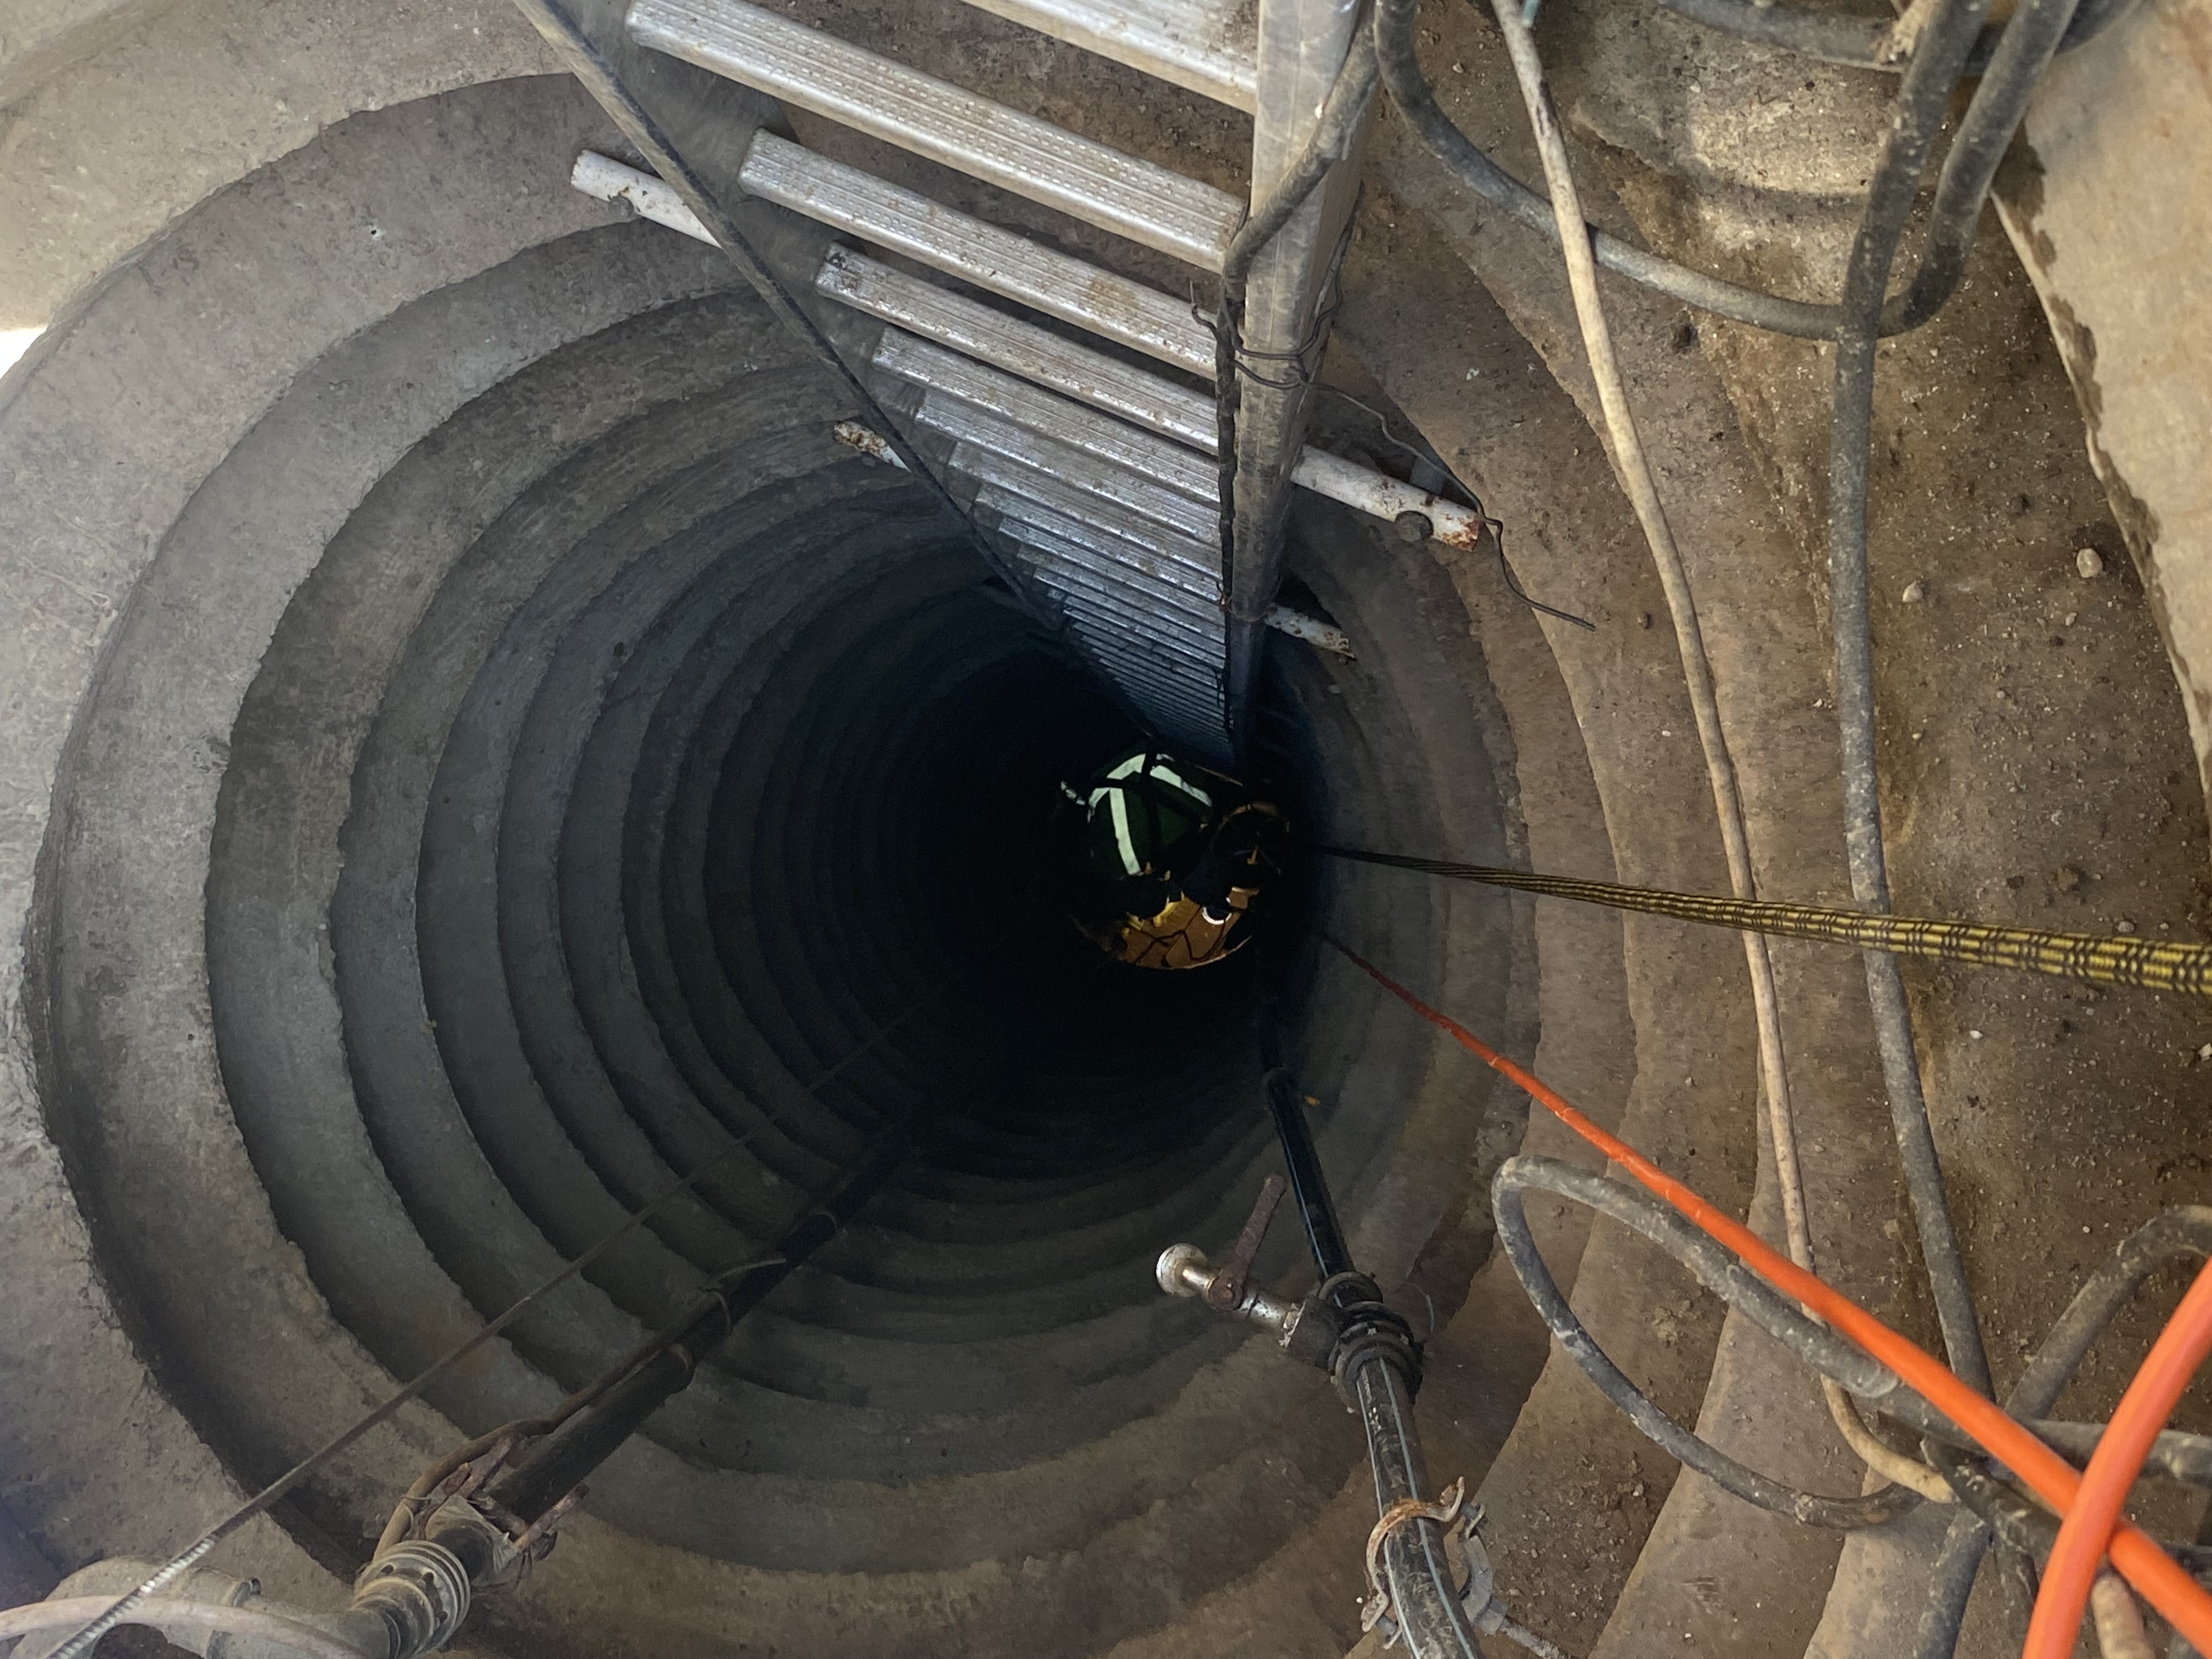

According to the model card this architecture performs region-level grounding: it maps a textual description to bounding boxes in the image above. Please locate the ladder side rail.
[510,0,1070,635]
[1222,0,1372,752]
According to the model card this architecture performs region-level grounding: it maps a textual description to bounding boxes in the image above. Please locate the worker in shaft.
[1061,745,1285,970]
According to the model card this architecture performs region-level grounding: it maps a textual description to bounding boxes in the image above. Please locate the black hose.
[1264,1066,1357,1279]
[1373,0,1856,339]
[1494,1156,1920,1527]
[1824,0,2000,1435]
[490,1121,917,1521]
[1491,1152,2212,1647]
[1496,1165,2212,1533]
[1253,1045,1485,1657]
[1374,0,2109,342]
[1915,1515,1999,1659]
[1352,1345,1487,1659]
[1643,0,2136,73]
[1887,0,2089,331]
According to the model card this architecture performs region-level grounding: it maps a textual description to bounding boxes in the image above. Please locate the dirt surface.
[1708,224,2212,1651]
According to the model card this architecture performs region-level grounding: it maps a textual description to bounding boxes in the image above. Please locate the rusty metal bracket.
[1206,1172,1287,1312]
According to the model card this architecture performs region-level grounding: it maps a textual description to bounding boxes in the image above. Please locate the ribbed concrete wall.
[4,4,2209,1659]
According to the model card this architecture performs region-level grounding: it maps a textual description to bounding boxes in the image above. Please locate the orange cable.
[2025,1258,2212,1659]
[1327,936,2212,1653]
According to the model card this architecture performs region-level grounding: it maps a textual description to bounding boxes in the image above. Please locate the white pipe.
[571,150,715,244]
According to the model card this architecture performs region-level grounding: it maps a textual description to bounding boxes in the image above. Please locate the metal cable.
[1317,849,2212,998]
[36,988,949,1659]
[34,1149,752,1659]
[0,1596,374,1659]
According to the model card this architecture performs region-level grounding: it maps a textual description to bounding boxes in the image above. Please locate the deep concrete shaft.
[5,5,2212,1659]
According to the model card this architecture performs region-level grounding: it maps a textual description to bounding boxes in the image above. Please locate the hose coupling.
[351,1540,471,1657]
[1322,1270,1424,1404]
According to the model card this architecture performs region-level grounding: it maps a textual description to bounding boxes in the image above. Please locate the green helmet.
[1079,748,1217,881]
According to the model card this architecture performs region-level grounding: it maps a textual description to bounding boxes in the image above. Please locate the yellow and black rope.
[1322,847,2212,999]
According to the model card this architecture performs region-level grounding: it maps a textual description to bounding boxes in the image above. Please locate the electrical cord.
[1820,0,2072,1449]
[1495,1156,1923,1527]
[1499,1157,2212,1516]
[1928,1444,2163,1659]
[1329,935,2212,1648]
[1373,0,2112,342]
[2030,1261,2212,1658]
[1483,0,1938,1502]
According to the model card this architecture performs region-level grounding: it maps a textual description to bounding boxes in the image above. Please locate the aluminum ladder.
[522,0,1380,763]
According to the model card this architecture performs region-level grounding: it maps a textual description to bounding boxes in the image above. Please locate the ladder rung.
[1052,599,1223,672]
[949,0,1255,111]
[1057,602,1222,668]
[919,396,1215,542]
[996,539,1217,631]
[974,484,1215,591]
[827,250,1217,449]
[878,335,1215,500]
[950,443,1218,573]
[1017,557,1219,640]
[629,0,1241,268]
[1046,588,1221,662]
[1005,531,1222,637]
[1071,631,1222,695]
[741,136,1213,374]
[569,164,1502,554]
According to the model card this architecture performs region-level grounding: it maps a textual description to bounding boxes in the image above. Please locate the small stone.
[1638,612,1654,630]
[2055,865,2084,892]
[2198,1044,2211,1061]
[1969,1029,1985,1040]
[2076,546,2106,578]
[1901,580,1928,603]
[2117,918,2138,934]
